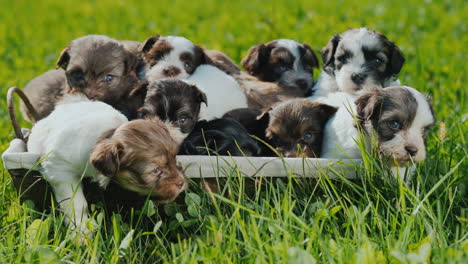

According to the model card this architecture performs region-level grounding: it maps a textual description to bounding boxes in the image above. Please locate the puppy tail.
[7,87,40,139]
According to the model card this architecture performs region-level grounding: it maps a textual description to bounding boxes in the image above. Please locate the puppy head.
[264,99,337,157]
[321,28,405,95]
[57,35,141,104]
[356,86,435,165]
[241,39,318,92]
[139,35,211,81]
[138,79,207,144]
[90,118,187,203]
[180,118,261,156]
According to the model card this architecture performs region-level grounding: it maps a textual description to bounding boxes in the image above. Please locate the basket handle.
[7,87,40,140]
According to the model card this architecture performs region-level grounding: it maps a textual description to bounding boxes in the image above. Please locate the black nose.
[163,66,181,77]
[295,79,308,90]
[405,145,418,156]
[351,73,366,84]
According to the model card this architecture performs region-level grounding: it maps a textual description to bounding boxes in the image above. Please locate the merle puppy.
[137,79,207,144]
[21,35,144,122]
[179,118,261,156]
[311,28,405,97]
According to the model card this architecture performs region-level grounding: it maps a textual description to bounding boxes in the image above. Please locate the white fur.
[27,95,128,231]
[145,36,196,82]
[186,65,248,120]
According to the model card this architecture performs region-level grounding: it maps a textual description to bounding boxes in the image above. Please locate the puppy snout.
[351,73,366,85]
[295,79,308,90]
[163,66,181,77]
[405,145,418,157]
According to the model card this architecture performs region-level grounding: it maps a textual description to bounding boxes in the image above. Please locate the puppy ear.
[90,132,123,178]
[300,43,319,70]
[56,47,70,70]
[129,81,148,98]
[256,108,271,123]
[355,90,382,121]
[318,103,338,120]
[139,34,160,53]
[321,34,341,75]
[241,44,269,75]
[194,45,213,65]
[197,89,208,106]
[389,43,405,75]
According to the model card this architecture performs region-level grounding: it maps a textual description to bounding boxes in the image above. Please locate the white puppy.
[187,65,248,120]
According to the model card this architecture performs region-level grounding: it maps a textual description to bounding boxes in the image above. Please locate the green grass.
[1,0,467,263]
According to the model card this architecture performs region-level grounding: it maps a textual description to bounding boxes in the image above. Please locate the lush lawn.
[1,0,467,263]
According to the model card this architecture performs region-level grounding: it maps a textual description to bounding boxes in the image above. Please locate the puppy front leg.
[51,181,89,231]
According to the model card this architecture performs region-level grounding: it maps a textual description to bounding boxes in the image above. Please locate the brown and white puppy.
[27,95,186,232]
[242,39,319,93]
[262,98,337,157]
[137,79,207,144]
[21,35,144,122]
[139,35,211,82]
[318,86,434,180]
[311,28,405,97]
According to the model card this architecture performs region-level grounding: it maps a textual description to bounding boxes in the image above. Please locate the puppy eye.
[178,117,189,125]
[373,58,383,64]
[152,168,162,176]
[303,133,314,141]
[136,111,147,119]
[183,63,190,68]
[337,55,348,63]
[104,75,113,82]
[388,120,402,130]
[71,71,84,80]
[277,65,287,72]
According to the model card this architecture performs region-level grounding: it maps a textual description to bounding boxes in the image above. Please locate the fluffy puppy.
[179,118,261,156]
[311,28,405,97]
[187,65,248,120]
[137,79,207,144]
[139,35,211,82]
[21,35,144,122]
[262,99,337,157]
[241,39,319,93]
[318,86,435,179]
[27,95,186,231]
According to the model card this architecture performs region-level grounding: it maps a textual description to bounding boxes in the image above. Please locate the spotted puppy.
[21,35,144,122]
[317,86,435,180]
[311,28,405,98]
[138,35,211,82]
[261,98,337,157]
[27,94,186,232]
[137,79,207,144]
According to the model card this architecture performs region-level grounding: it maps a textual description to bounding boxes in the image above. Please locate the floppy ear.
[300,43,319,70]
[90,131,123,178]
[197,89,208,106]
[129,81,148,98]
[355,90,382,121]
[241,44,269,75]
[194,45,213,65]
[321,34,341,75]
[318,103,338,120]
[256,108,271,123]
[389,43,405,75]
[56,47,70,69]
[139,34,160,53]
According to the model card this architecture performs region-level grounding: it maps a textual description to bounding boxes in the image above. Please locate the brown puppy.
[91,117,187,203]
[21,35,144,122]
[263,98,337,157]
[137,79,207,144]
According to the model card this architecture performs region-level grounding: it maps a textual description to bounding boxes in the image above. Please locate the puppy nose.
[295,79,308,90]
[351,73,366,85]
[405,145,418,156]
[163,66,181,77]
[176,180,185,189]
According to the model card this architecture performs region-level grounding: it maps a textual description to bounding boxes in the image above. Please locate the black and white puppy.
[139,35,211,82]
[137,79,207,144]
[179,118,261,156]
[318,86,434,180]
[241,39,319,94]
[311,28,405,97]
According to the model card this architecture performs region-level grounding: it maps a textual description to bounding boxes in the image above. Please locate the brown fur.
[264,99,337,157]
[90,117,187,203]
[204,49,241,75]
